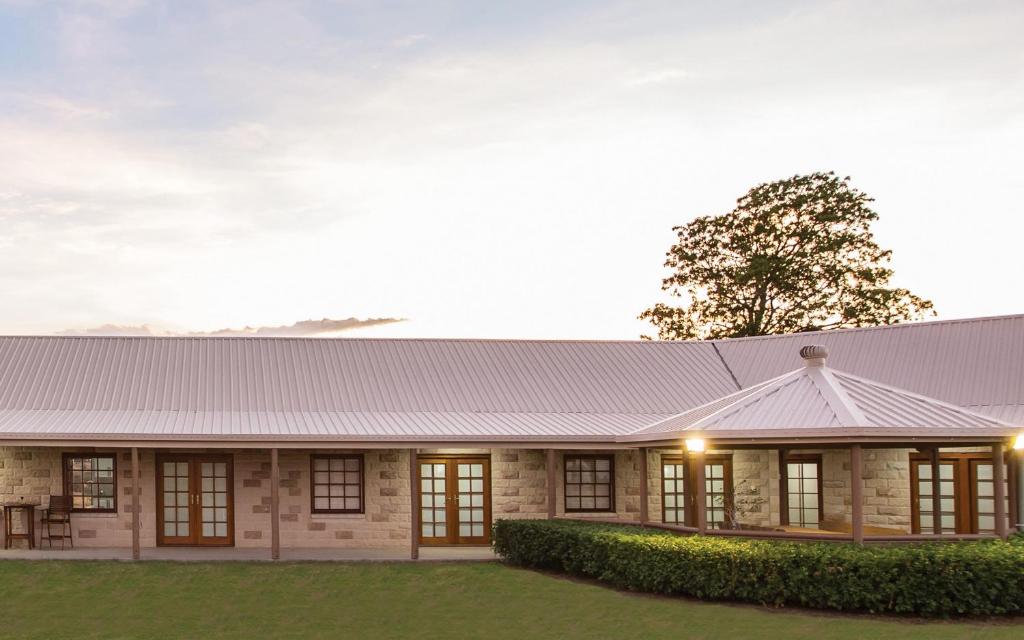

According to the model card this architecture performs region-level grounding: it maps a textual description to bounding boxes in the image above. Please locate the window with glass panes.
[911,459,956,534]
[63,454,116,512]
[564,455,614,512]
[785,456,822,528]
[704,456,732,529]
[910,453,1009,534]
[661,457,687,524]
[456,461,487,538]
[311,455,364,513]
[972,459,998,533]
[419,461,449,539]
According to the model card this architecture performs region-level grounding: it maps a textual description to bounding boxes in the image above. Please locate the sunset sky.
[1,1,1022,339]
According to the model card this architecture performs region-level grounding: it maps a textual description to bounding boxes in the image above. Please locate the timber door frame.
[909,452,1010,535]
[661,454,733,528]
[779,453,824,528]
[156,453,235,547]
[416,454,492,546]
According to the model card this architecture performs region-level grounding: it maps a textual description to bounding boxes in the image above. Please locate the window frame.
[908,452,1007,535]
[908,456,959,534]
[660,454,735,528]
[703,454,734,530]
[62,452,118,513]
[309,453,365,515]
[563,454,615,514]
[781,453,823,529]
[660,456,688,525]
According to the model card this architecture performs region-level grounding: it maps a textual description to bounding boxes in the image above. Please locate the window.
[564,455,614,512]
[660,454,733,528]
[661,457,687,524]
[912,459,957,534]
[704,456,733,529]
[910,453,1009,534]
[62,453,116,512]
[972,460,998,533]
[784,455,822,528]
[311,455,364,513]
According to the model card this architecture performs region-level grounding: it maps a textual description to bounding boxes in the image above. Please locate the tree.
[640,172,934,340]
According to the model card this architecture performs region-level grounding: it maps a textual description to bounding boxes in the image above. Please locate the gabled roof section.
[623,345,1016,441]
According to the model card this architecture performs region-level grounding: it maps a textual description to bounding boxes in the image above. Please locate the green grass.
[0,561,1020,639]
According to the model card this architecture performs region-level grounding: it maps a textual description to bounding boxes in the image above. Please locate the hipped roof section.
[622,346,1016,442]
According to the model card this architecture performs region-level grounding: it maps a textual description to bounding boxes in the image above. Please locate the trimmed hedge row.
[492,519,1024,617]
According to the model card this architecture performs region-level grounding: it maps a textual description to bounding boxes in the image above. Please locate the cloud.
[1,1,1022,339]
[58,317,406,337]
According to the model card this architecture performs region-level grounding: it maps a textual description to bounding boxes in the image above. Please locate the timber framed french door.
[660,454,733,529]
[909,452,1008,534]
[156,454,234,546]
[418,455,491,546]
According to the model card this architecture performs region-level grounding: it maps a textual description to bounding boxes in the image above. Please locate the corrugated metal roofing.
[965,405,1024,424]
[0,314,1021,442]
[0,336,736,413]
[625,355,1015,441]
[713,314,1024,419]
[0,410,663,441]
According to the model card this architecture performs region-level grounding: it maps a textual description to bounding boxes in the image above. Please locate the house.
[1,314,1021,559]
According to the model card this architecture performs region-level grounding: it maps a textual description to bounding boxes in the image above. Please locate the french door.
[703,457,733,529]
[157,454,234,546]
[910,453,1008,534]
[660,455,733,529]
[418,456,491,545]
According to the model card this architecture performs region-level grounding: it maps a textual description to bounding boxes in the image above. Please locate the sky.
[1,0,1022,339]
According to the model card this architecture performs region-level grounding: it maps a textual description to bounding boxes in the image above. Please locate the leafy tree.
[640,172,934,340]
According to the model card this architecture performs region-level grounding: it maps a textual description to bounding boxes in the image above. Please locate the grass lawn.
[0,561,1021,639]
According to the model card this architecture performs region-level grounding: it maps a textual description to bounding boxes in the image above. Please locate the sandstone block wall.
[0,444,932,549]
[233,449,411,548]
[0,447,155,547]
[489,449,548,519]
[643,447,915,532]
[547,450,643,521]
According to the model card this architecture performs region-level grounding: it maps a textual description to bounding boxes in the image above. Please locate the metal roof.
[0,335,727,442]
[624,349,1016,441]
[713,314,1024,421]
[0,410,663,441]
[0,335,735,413]
[0,314,1021,443]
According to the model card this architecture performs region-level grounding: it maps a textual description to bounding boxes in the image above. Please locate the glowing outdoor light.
[685,437,705,453]
[1014,434,1024,450]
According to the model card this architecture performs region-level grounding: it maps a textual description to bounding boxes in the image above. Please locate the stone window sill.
[310,513,367,521]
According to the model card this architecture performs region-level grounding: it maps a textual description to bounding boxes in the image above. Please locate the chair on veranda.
[40,495,73,549]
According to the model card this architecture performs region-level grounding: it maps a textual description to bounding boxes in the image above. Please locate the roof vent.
[799,345,829,367]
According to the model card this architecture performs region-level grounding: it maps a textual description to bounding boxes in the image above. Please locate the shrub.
[492,519,1024,616]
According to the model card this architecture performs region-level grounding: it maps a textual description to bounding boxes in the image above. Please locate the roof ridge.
[830,369,1014,426]
[711,341,742,390]
[0,334,715,345]
[687,372,808,431]
[707,313,1024,344]
[4,313,1021,343]
[624,369,798,435]
[808,366,869,426]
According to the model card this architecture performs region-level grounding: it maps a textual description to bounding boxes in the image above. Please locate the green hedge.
[492,519,1024,617]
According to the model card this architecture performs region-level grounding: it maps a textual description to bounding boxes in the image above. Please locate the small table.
[3,502,39,550]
